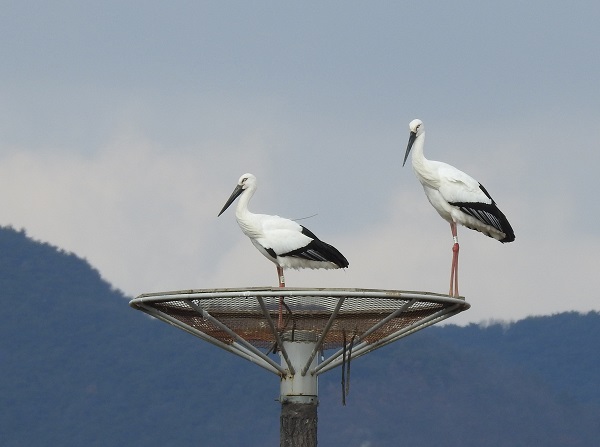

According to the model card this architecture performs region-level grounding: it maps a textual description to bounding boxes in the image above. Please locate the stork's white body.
[238,210,342,271]
[412,155,509,242]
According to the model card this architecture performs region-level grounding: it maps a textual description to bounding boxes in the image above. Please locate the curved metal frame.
[129,287,469,377]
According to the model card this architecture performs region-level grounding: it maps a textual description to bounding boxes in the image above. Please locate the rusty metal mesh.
[139,288,463,351]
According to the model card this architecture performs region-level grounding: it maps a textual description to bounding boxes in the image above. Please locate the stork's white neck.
[234,185,262,238]
[410,131,439,188]
[235,186,253,218]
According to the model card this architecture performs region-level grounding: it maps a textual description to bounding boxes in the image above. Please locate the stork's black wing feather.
[281,226,349,268]
[450,184,515,243]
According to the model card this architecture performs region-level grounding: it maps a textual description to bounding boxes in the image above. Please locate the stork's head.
[234,173,257,190]
[218,173,257,216]
[403,119,424,167]
[409,119,423,135]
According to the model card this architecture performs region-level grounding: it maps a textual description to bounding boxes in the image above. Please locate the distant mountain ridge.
[1,225,598,446]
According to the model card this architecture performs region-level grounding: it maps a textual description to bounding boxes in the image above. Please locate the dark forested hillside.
[436,312,600,405]
[1,225,598,446]
[0,226,279,447]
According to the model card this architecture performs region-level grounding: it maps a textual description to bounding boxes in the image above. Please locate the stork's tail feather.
[312,239,350,268]
[282,226,349,268]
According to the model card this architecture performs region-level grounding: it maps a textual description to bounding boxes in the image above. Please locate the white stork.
[403,119,515,297]
[218,173,349,288]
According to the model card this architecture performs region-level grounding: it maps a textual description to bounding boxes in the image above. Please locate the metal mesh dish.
[130,287,469,376]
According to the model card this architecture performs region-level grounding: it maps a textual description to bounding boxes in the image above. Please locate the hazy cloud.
[1,1,599,324]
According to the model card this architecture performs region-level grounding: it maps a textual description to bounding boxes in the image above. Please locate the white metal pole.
[279,331,318,447]
[280,335,318,403]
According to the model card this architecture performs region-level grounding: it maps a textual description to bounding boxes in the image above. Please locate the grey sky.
[1,1,599,324]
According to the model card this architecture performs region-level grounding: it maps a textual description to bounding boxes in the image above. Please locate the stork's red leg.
[449,222,459,297]
[277,266,285,328]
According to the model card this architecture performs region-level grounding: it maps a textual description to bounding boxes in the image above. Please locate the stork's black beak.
[218,184,244,216]
[403,131,416,167]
